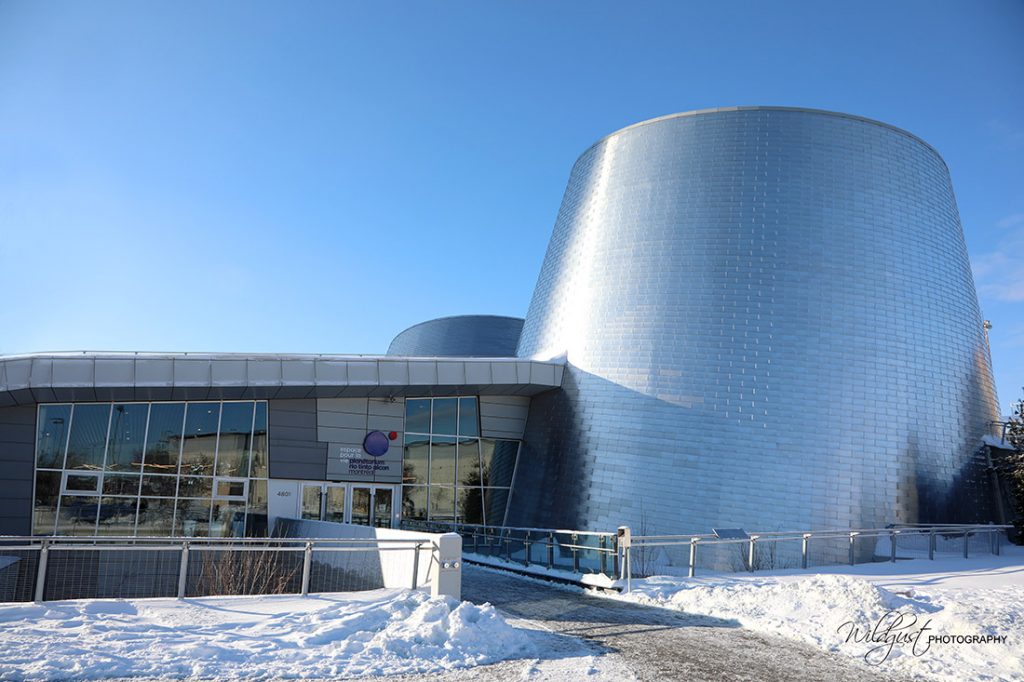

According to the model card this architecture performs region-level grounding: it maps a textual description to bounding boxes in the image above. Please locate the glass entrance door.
[350,487,371,525]
[324,485,346,523]
[349,486,395,528]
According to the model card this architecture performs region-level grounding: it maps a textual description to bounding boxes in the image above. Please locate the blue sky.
[1,1,1022,411]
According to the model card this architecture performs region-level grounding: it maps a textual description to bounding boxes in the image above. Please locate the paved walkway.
[398,565,909,682]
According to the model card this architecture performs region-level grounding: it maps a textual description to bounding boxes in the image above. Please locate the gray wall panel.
[0,405,35,535]
[268,400,326,481]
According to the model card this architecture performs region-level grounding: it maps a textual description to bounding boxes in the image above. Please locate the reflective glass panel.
[210,500,246,537]
[36,405,71,468]
[181,403,219,476]
[64,473,100,493]
[483,488,510,527]
[96,497,138,536]
[57,496,98,535]
[489,440,519,488]
[65,404,111,470]
[174,498,211,537]
[457,438,480,486]
[33,470,60,535]
[250,402,268,477]
[405,399,430,434]
[178,476,212,498]
[430,436,456,486]
[215,479,246,498]
[246,479,268,537]
[215,402,253,477]
[431,398,457,435]
[141,475,177,497]
[143,403,185,474]
[351,487,371,525]
[105,403,148,471]
[373,488,392,528]
[325,486,346,523]
[456,487,483,524]
[429,486,455,521]
[301,485,322,520]
[136,497,174,536]
[401,486,427,521]
[403,434,428,484]
[103,473,140,496]
[457,398,479,437]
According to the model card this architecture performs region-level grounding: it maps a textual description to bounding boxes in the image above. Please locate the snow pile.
[621,570,1024,681]
[0,589,534,680]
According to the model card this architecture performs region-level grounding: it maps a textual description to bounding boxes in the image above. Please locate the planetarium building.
[0,107,1003,540]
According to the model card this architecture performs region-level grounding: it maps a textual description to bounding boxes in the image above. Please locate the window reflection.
[144,403,185,474]
[181,403,220,476]
[65,404,111,470]
[106,404,148,472]
[216,402,253,477]
[431,398,457,435]
[250,402,268,478]
[36,405,70,468]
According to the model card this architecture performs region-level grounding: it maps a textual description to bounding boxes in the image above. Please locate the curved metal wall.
[388,315,524,357]
[512,107,1001,535]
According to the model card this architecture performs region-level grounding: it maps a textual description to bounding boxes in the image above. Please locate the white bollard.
[431,532,462,600]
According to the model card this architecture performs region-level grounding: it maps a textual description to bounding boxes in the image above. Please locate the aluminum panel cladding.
[512,107,1001,538]
[388,316,524,357]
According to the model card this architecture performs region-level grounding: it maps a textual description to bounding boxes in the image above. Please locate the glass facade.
[33,401,269,537]
[400,397,519,526]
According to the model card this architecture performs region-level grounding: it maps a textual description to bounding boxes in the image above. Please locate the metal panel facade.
[388,316,524,357]
[512,107,1001,535]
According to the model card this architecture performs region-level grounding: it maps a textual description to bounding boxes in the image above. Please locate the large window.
[401,397,519,526]
[33,401,269,538]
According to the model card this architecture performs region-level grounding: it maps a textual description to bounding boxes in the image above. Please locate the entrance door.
[324,484,346,523]
[349,486,395,528]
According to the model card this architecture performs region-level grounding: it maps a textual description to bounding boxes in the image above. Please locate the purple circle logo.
[363,430,390,457]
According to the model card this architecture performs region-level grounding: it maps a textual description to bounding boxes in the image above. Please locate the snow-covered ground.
[616,544,1024,681]
[0,589,534,681]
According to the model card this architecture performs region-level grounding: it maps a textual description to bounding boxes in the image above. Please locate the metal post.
[929,529,935,560]
[473,530,479,553]
[801,533,810,570]
[613,535,619,578]
[301,542,313,596]
[963,531,969,559]
[688,538,698,578]
[524,531,531,567]
[890,530,897,563]
[572,533,580,573]
[176,541,189,599]
[625,545,632,594]
[747,537,756,572]
[599,536,608,576]
[34,539,49,602]
[994,529,1001,556]
[505,531,512,562]
[848,532,857,566]
[411,541,421,590]
[547,531,555,569]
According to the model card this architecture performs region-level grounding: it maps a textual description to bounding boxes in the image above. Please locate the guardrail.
[0,535,453,603]
[617,524,1013,592]
[401,520,619,579]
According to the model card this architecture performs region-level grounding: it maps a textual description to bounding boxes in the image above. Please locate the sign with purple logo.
[363,430,390,457]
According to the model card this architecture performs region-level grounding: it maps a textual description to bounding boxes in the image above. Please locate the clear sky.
[1,1,1022,412]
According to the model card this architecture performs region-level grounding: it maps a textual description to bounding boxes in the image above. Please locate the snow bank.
[619,561,1024,681]
[0,589,534,680]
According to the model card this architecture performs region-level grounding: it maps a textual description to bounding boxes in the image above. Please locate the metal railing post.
[848,532,857,566]
[747,536,756,572]
[505,530,512,562]
[411,541,421,590]
[176,541,189,599]
[625,545,632,593]
[994,529,1001,556]
[572,533,580,573]
[801,533,810,569]
[547,532,555,569]
[963,531,969,559]
[301,542,313,596]
[890,530,897,563]
[929,529,936,560]
[524,531,531,567]
[34,539,49,602]
[613,535,619,578]
[599,535,608,576]
[688,538,699,578]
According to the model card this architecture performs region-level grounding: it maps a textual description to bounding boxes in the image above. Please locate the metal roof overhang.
[0,352,565,406]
